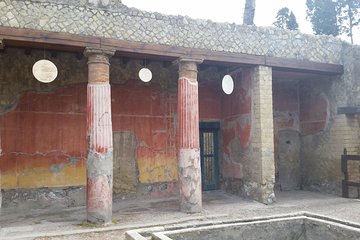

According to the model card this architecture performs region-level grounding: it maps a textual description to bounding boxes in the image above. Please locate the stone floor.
[1,190,360,239]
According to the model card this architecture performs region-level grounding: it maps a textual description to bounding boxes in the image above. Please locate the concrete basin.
[126,213,360,240]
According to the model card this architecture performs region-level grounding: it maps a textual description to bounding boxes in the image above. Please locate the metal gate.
[200,122,220,191]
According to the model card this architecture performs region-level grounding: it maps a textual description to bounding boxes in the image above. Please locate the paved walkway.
[1,190,360,239]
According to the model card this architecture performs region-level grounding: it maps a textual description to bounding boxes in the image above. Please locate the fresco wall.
[1,46,360,205]
[272,78,332,192]
[0,48,225,198]
[0,82,179,189]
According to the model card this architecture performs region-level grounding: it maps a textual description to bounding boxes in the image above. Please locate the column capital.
[177,57,203,81]
[84,47,115,58]
[85,47,114,84]
[178,57,203,64]
[173,57,203,66]
[0,39,4,49]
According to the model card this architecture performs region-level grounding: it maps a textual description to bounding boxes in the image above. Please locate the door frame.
[199,121,220,191]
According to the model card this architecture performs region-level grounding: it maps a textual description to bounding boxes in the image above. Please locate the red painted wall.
[199,81,222,120]
[0,81,180,189]
[273,81,300,132]
[111,81,178,184]
[272,80,328,186]
[299,83,328,135]
[0,84,87,188]
[272,81,328,135]
[1,75,327,190]
[0,79,225,189]
[221,71,251,179]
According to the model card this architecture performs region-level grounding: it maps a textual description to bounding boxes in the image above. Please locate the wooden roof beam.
[266,56,344,75]
[0,26,344,75]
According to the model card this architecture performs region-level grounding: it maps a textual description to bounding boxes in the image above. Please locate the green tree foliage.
[288,12,299,30]
[337,0,360,44]
[274,7,290,29]
[306,0,340,36]
[273,7,299,30]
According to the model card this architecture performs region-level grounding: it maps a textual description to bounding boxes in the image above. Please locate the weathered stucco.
[0,47,225,198]
[277,130,301,191]
[0,83,87,189]
[113,131,137,195]
[222,71,251,181]
[221,66,276,204]
[272,79,330,191]
[270,46,360,195]
[0,48,179,192]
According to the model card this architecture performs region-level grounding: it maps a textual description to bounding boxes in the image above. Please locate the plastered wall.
[0,48,181,192]
[0,48,225,194]
[1,46,360,199]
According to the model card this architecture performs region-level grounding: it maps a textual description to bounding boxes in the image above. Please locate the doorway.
[200,122,220,191]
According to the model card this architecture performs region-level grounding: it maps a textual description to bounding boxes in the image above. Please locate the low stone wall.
[127,213,360,240]
[11,0,122,9]
[2,187,86,209]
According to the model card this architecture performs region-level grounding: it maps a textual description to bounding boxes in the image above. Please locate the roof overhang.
[0,26,344,75]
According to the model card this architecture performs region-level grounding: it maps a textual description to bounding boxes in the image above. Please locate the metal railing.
[341,149,360,198]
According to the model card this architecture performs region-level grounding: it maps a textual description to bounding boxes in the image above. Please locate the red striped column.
[177,58,203,213]
[84,48,115,225]
[0,39,3,209]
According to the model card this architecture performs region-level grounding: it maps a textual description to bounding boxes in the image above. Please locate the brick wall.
[247,66,275,203]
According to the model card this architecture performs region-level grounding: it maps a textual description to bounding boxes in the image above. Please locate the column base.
[243,180,276,205]
[87,150,113,224]
[178,148,202,213]
[87,210,112,225]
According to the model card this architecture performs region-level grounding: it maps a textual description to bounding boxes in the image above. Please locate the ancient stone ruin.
[0,0,359,228]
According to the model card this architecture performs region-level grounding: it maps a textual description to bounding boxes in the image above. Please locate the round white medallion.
[222,74,234,95]
[139,67,152,82]
[32,59,58,83]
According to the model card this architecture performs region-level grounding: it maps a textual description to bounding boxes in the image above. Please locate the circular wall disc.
[222,74,234,95]
[32,59,58,83]
[139,68,152,82]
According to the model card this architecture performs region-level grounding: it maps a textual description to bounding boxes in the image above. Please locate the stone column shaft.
[250,65,276,204]
[177,58,203,213]
[84,48,115,224]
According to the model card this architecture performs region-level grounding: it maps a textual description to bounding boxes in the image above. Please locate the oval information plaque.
[32,59,58,83]
[222,74,234,95]
[139,67,152,82]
